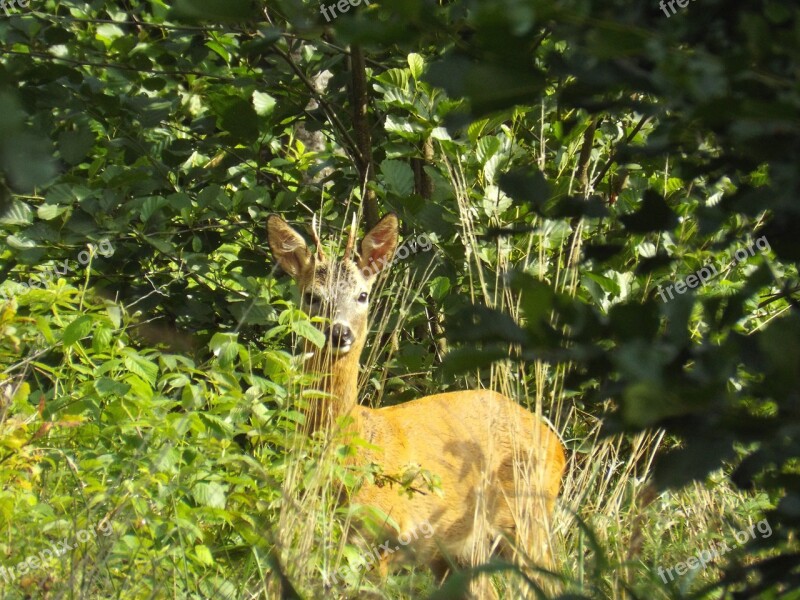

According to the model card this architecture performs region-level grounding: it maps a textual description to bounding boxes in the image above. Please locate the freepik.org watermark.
[656,235,770,303]
[0,520,113,584]
[659,0,696,18]
[657,518,772,583]
[320,232,433,302]
[326,520,434,586]
[0,0,32,17]
[360,232,432,280]
[0,239,114,302]
[320,0,369,23]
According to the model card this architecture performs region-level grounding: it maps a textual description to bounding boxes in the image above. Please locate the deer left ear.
[267,215,313,278]
[358,213,399,280]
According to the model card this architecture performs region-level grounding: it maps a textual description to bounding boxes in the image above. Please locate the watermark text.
[657,235,769,303]
[0,520,113,584]
[657,518,772,583]
[326,520,434,586]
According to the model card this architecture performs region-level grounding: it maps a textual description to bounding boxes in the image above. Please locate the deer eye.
[357,292,369,303]
[303,292,321,306]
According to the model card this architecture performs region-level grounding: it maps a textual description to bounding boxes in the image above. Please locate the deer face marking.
[301,262,370,355]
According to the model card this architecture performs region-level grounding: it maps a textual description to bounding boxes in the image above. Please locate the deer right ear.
[267,215,312,278]
[358,213,399,280]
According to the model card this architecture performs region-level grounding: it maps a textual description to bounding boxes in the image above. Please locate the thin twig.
[29,11,226,31]
[0,48,236,81]
[273,46,361,167]
[591,114,651,188]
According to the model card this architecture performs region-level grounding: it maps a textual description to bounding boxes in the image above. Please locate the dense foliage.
[1,0,798,598]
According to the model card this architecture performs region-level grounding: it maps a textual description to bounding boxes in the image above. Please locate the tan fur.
[268,214,566,580]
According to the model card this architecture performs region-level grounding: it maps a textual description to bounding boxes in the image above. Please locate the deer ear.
[267,215,312,278]
[358,213,399,280]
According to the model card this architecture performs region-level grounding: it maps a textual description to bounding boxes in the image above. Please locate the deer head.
[267,213,399,359]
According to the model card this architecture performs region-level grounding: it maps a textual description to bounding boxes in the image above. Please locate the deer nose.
[328,323,354,349]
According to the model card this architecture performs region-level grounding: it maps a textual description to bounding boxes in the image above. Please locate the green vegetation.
[1,0,798,598]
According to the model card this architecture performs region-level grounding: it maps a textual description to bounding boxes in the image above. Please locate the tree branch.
[350,44,379,228]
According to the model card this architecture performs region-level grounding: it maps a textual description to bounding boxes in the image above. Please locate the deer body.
[351,392,564,566]
[268,214,566,578]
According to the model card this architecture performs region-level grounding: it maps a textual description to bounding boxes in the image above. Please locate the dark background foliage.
[1,0,798,597]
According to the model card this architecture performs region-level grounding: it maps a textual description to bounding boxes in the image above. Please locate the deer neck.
[303,339,365,434]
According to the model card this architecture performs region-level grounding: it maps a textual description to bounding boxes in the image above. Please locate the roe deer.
[267,213,566,588]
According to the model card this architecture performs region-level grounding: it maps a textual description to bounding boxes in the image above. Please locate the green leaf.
[140,196,168,222]
[290,319,325,349]
[429,276,451,301]
[95,23,125,44]
[2,132,57,191]
[141,234,174,255]
[408,53,424,80]
[209,332,240,367]
[92,326,114,352]
[37,203,69,221]
[211,95,259,144]
[482,186,512,218]
[620,190,679,233]
[0,200,34,225]
[205,40,230,63]
[199,413,235,436]
[376,68,409,91]
[122,350,159,386]
[252,91,276,117]
[45,184,77,205]
[57,128,95,165]
[199,577,238,600]
[475,136,501,165]
[192,481,227,508]
[0,91,26,137]
[152,446,181,473]
[499,168,551,212]
[63,315,94,346]
[6,234,37,249]
[143,77,166,91]
[584,272,621,296]
[194,544,215,566]
[94,377,131,397]
[35,316,55,344]
[380,159,414,197]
